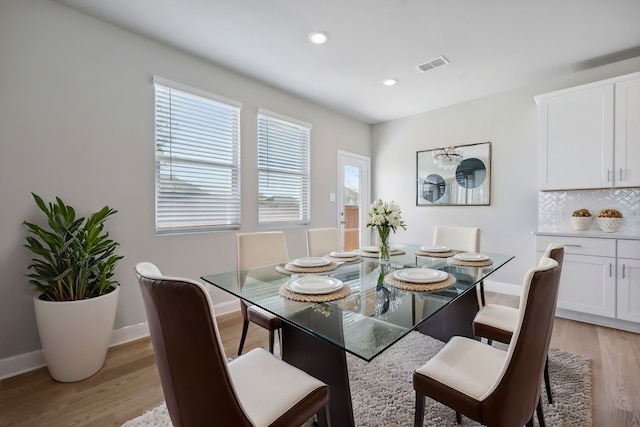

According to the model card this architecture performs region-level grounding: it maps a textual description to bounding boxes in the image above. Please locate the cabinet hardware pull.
[609,263,612,277]
[623,264,626,279]
[620,168,623,181]
[564,244,582,247]
[607,169,611,182]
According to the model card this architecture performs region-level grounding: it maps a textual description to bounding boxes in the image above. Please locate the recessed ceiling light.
[308,31,328,45]
[382,78,397,87]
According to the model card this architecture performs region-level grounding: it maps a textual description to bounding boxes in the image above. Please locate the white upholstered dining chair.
[433,225,480,253]
[473,242,564,405]
[135,262,331,427]
[306,228,341,257]
[236,231,289,356]
[413,257,562,427]
[433,225,484,304]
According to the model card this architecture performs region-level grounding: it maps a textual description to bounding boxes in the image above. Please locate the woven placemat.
[276,261,339,274]
[279,283,352,302]
[357,249,406,258]
[415,250,457,258]
[383,273,456,292]
[447,257,493,267]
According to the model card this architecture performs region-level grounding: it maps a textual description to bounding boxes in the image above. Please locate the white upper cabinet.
[614,77,640,188]
[536,72,640,191]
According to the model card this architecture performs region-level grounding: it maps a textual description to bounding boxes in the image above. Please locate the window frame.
[257,109,311,227]
[153,76,242,235]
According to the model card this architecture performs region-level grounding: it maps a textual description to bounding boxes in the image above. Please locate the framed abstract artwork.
[416,141,491,206]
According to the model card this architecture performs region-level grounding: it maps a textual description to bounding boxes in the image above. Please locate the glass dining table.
[202,244,514,426]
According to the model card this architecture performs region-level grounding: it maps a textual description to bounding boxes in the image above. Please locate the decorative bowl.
[570,216,592,231]
[597,217,622,233]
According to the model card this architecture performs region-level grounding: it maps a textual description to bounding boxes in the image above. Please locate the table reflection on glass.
[202,245,514,426]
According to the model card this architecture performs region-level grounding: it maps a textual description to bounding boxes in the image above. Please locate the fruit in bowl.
[597,209,623,232]
[570,209,592,230]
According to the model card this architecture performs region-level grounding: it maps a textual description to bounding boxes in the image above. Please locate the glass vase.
[379,234,390,261]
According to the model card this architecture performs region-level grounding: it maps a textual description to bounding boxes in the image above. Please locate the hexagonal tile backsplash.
[538,188,640,235]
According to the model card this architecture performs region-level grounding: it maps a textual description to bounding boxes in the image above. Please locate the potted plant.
[597,209,623,233]
[570,208,592,231]
[23,193,123,382]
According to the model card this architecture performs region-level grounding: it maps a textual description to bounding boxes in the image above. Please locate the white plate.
[290,257,331,267]
[453,252,489,261]
[330,251,356,258]
[285,276,344,295]
[360,245,379,253]
[393,268,448,284]
[419,245,450,253]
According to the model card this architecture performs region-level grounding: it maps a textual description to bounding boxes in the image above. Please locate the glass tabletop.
[202,244,514,362]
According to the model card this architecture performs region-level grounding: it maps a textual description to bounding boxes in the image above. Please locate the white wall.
[371,57,640,288]
[0,0,370,361]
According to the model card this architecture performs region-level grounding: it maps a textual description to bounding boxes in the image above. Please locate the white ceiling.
[55,0,640,124]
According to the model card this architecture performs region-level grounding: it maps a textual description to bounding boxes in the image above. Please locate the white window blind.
[257,110,311,226]
[154,77,242,234]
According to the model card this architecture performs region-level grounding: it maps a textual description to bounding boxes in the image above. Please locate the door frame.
[337,150,371,249]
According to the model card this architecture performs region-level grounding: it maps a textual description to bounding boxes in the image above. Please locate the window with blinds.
[154,77,242,234]
[257,110,311,226]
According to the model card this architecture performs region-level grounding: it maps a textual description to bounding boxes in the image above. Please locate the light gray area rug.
[123,332,592,427]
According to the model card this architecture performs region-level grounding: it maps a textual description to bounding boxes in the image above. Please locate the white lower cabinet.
[536,235,640,330]
[558,253,616,317]
[617,240,640,323]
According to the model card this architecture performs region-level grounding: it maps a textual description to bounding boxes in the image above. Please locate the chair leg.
[456,411,462,424]
[479,280,486,306]
[544,355,553,404]
[237,319,249,356]
[268,329,275,354]
[537,398,546,427]
[414,392,425,427]
[323,404,332,427]
[487,338,493,346]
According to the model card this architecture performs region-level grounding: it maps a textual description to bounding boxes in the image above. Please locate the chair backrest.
[480,257,562,426]
[306,227,341,257]
[135,263,253,427]
[433,226,480,252]
[237,231,289,270]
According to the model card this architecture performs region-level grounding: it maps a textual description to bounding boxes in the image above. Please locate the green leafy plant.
[23,193,123,301]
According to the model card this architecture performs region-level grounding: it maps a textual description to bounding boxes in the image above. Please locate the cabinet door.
[614,77,640,187]
[539,84,614,190]
[617,258,640,323]
[557,254,616,318]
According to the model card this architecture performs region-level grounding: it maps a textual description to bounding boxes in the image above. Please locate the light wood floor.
[1,292,638,426]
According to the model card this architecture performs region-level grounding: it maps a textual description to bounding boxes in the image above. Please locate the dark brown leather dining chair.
[473,242,564,405]
[135,262,331,427]
[413,257,562,427]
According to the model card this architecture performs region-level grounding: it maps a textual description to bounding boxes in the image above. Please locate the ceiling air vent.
[416,55,449,72]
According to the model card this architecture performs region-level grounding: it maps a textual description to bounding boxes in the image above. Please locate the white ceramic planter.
[570,216,592,231]
[597,217,623,233]
[33,286,119,382]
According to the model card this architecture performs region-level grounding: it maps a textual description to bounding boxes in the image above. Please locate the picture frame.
[416,141,491,206]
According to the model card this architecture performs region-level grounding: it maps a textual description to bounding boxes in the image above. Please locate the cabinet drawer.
[618,239,640,259]
[536,235,615,257]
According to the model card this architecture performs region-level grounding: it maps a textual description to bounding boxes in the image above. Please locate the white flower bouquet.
[367,199,406,259]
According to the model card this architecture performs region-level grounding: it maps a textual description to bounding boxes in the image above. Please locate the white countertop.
[535,230,640,240]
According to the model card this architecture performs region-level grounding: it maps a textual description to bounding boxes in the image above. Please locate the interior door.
[337,151,370,251]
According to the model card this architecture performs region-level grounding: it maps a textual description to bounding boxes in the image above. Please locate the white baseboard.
[0,299,241,381]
